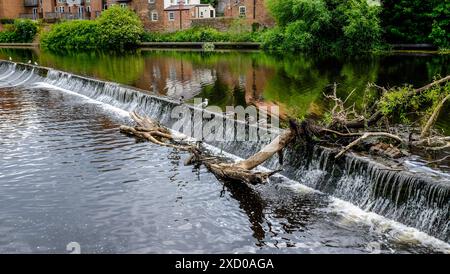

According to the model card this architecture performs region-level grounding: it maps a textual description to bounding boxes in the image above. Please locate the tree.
[96,5,144,50]
[262,0,381,53]
[380,0,435,44]
[200,0,218,7]
[429,1,450,48]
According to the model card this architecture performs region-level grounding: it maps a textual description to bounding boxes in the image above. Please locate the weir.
[0,60,448,243]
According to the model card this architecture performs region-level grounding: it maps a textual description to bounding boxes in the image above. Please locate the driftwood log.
[121,112,296,184]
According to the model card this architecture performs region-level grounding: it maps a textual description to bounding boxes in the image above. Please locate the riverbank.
[3,41,450,54]
[0,43,38,48]
[140,42,260,49]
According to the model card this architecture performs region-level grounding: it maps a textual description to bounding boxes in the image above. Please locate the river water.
[0,49,449,253]
[0,48,448,131]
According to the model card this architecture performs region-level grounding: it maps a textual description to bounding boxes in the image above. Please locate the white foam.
[323,197,450,253]
[29,82,130,118]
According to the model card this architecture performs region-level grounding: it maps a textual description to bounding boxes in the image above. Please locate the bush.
[41,6,144,51]
[12,19,39,43]
[41,20,97,51]
[0,19,38,43]
[96,5,144,50]
[339,0,382,52]
[0,31,15,43]
[262,0,382,54]
[259,27,285,51]
[0,18,15,25]
[429,2,450,49]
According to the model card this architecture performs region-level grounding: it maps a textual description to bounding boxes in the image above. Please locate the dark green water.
[1,48,449,129]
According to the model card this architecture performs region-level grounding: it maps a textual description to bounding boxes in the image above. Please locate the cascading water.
[0,61,448,243]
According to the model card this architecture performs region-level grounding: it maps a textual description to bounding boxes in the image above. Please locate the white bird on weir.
[34,62,38,66]
[197,98,208,108]
[27,60,31,64]
[8,57,12,61]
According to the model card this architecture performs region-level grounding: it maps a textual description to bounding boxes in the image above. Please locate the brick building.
[221,0,274,27]
[0,0,104,21]
[52,0,103,20]
[164,3,216,32]
[0,0,28,19]
[0,0,217,32]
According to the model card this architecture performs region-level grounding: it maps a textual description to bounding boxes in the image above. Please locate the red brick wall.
[88,0,103,19]
[41,0,56,15]
[164,9,192,32]
[191,17,235,31]
[0,0,26,19]
[131,0,166,32]
[223,0,274,27]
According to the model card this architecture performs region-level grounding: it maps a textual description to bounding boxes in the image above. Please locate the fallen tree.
[121,112,296,184]
[316,75,450,159]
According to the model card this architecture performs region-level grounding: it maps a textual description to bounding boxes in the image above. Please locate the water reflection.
[1,48,447,117]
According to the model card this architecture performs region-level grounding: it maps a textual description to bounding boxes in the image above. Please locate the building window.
[239,6,246,17]
[151,11,158,21]
[168,12,175,21]
[148,0,155,3]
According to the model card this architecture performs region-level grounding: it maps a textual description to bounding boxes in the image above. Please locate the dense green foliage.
[261,0,382,54]
[380,0,434,44]
[142,27,258,43]
[96,6,144,50]
[200,0,217,6]
[41,6,144,51]
[381,1,449,48]
[40,20,97,50]
[0,19,38,43]
[429,2,450,49]
[378,81,450,124]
